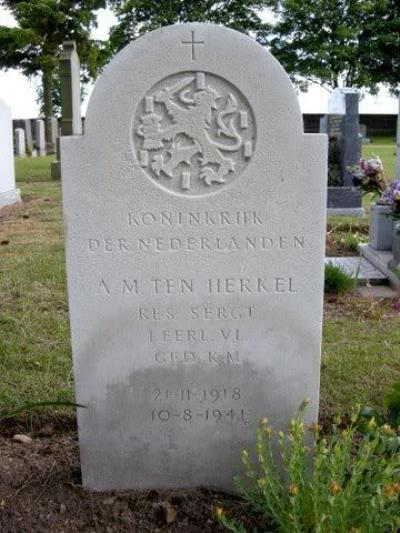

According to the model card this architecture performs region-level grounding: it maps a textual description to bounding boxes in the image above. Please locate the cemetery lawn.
[362,136,397,180]
[1,155,400,422]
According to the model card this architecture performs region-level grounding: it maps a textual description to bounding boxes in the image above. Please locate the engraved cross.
[181,30,204,60]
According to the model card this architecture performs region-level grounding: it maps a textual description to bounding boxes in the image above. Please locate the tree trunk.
[42,66,54,147]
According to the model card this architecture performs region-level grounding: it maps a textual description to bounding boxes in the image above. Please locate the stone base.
[327,187,363,216]
[359,244,400,289]
[0,188,21,208]
[51,160,61,180]
[328,207,365,217]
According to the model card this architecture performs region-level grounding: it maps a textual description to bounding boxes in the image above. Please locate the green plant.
[216,401,400,533]
[359,382,400,430]
[0,400,85,423]
[324,263,356,294]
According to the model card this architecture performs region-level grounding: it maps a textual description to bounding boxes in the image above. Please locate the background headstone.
[61,23,327,491]
[60,41,82,136]
[322,88,363,216]
[35,119,46,156]
[0,99,21,208]
[14,128,26,157]
[46,117,59,154]
[24,119,33,154]
[52,41,82,179]
[359,123,370,144]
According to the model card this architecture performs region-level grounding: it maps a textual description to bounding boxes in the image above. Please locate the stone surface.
[323,88,362,214]
[14,128,26,157]
[389,222,400,276]
[13,434,32,444]
[357,285,398,299]
[60,41,82,136]
[0,99,21,208]
[327,187,363,210]
[46,117,59,154]
[51,137,62,180]
[325,256,387,284]
[35,119,46,156]
[61,23,327,491]
[24,119,33,154]
[359,243,400,290]
[327,207,364,217]
[369,203,393,251]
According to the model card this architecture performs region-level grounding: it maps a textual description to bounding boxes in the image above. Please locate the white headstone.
[46,117,59,154]
[328,87,358,115]
[14,128,26,158]
[0,99,21,208]
[35,119,46,156]
[61,23,327,491]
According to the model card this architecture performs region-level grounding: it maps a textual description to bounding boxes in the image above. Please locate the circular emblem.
[133,71,256,196]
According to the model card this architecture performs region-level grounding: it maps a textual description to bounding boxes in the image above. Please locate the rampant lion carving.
[134,72,254,194]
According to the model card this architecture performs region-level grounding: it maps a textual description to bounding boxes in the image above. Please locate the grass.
[362,136,397,180]
[0,152,399,420]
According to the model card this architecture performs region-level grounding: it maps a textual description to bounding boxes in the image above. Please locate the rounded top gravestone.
[61,23,327,492]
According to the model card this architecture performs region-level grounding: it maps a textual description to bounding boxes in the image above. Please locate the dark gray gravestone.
[321,89,363,216]
[51,41,82,179]
[60,41,82,136]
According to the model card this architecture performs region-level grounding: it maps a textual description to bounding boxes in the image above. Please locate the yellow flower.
[257,478,268,489]
[289,484,299,496]
[350,404,361,423]
[259,417,268,426]
[392,483,400,494]
[382,484,395,498]
[329,481,342,495]
[380,424,395,436]
[309,423,321,435]
[264,426,273,437]
[240,449,249,464]
[215,506,224,518]
[333,414,342,425]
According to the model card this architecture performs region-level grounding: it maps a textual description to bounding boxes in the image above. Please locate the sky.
[0,6,398,119]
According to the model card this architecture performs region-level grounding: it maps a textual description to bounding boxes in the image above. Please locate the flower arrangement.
[351,156,387,196]
[382,179,400,220]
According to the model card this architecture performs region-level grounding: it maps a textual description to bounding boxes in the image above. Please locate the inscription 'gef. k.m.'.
[133,71,256,196]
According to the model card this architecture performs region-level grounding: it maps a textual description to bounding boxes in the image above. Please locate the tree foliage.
[258,0,400,91]
[108,0,267,53]
[0,0,108,117]
[358,0,400,89]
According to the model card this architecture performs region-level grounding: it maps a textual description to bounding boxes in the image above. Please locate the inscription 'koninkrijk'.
[133,71,256,196]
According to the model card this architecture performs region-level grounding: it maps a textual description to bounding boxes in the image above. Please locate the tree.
[257,0,399,92]
[108,0,267,53]
[0,0,108,121]
[358,0,400,90]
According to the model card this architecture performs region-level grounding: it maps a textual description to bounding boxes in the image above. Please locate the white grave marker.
[35,119,46,156]
[14,128,26,158]
[61,23,327,491]
[0,99,21,208]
